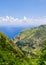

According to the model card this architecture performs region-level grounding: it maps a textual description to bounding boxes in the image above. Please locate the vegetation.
[0,32,32,65]
[14,25,46,56]
[13,25,46,65]
[0,25,46,65]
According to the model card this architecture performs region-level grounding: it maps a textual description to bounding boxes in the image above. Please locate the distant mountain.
[13,25,46,56]
[0,32,32,65]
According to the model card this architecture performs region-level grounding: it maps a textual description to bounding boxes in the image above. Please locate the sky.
[0,0,46,27]
[0,0,46,38]
[0,0,46,17]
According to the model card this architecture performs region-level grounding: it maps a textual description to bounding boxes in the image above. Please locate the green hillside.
[13,25,46,56]
[0,32,32,65]
[0,25,46,65]
[13,25,46,65]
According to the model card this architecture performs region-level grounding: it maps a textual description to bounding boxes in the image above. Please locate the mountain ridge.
[13,25,46,56]
[0,25,46,65]
[0,32,32,65]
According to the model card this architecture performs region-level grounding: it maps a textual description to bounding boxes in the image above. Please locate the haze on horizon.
[0,0,46,27]
[0,0,46,38]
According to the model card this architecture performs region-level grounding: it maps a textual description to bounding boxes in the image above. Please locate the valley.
[0,25,46,65]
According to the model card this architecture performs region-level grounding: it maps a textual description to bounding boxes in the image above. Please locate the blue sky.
[0,0,46,38]
[0,0,46,18]
[0,0,46,27]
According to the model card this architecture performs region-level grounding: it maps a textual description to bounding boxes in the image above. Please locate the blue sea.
[0,26,35,39]
[0,27,24,39]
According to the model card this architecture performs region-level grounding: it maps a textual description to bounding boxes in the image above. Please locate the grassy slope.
[0,25,46,65]
[14,25,46,56]
[0,32,32,65]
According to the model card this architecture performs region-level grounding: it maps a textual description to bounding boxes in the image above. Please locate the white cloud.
[0,16,46,27]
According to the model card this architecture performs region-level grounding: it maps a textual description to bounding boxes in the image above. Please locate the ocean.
[0,26,35,39]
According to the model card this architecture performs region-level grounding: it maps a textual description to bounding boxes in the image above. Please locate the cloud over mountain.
[0,16,46,27]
